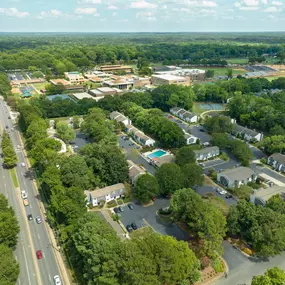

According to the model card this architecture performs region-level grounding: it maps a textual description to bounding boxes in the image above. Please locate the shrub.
[211,257,224,273]
[220,152,229,161]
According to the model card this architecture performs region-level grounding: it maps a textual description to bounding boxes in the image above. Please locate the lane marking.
[38,234,40,240]
[22,244,32,285]
[49,274,51,281]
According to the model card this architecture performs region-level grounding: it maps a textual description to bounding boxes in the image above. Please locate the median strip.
[9,168,19,188]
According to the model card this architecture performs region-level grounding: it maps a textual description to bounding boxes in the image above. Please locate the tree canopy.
[251,267,285,285]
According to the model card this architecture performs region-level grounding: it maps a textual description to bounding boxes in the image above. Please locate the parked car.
[225,194,233,199]
[126,225,133,232]
[199,129,205,132]
[36,216,42,224]
[8,116,11,119]
[36,250,43,259]
[216,187,227,195]
[168,115,173,119]
[53,275,61,285]
[21,162,26,167]
[131,222,138,230]
[114,207,120,214]
[118,206,124,212]
[23,199,29,206]
[128,203,134,210]
[27,214,33,221]
[21,190,27,199]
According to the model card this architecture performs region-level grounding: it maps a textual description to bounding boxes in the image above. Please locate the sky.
[1,0,285,32]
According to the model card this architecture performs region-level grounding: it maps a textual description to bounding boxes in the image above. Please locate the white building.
[184,133,198,145]
[127,160,146,184]
[110,111,132,126]
[170,107,198,123]
[86,183,126,207]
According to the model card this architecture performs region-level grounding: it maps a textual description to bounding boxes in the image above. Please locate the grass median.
[9,168,19,188]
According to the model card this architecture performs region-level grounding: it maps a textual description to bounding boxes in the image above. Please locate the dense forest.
[1,33,285,73]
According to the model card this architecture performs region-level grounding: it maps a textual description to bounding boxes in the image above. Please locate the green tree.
[155,163,185,196]
[175,146,196,166]
[56,122,75,143]
[251,267,285,285]
[204,116,233,134]
[0,244,20,285]
[182,163,204,187]
[226,68,233,79]
[45,83,65,95]
[60,155,93,189]
[211,133,230,149]
[80,143,128,186]
[229,140,253,166]
[262,135,285,154]
[171,188,226,257]
[266,194,285,214]
[1,131,17,168]
[205,70,215,78]
[133,174,159,204]
[72,116,80,129]
[0,194,20,249]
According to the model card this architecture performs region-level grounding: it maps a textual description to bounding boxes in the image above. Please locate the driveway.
[119,198,189,241]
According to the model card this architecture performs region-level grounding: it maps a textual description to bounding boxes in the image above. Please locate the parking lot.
[119,198,189,241]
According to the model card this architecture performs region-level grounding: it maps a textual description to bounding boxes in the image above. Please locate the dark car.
[126,225,133,232]
[225,194,233,199]
[27,214,33,221]
[114,207,120,214]
[128,203,134,210]
[5,126,8,129]
[131,222,137,230]
[199,129,205,132]
[8,116,11,119]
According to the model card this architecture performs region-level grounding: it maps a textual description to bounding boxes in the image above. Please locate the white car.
[21,162,26,167]
[21,190,27,199]
[54,275,61,285]
[216,187,227,195]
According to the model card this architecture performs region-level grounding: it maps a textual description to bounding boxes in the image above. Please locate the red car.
[168,115,173,119]
[36,250,43,259]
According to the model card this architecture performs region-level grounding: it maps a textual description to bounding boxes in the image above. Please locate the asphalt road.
[0,98,62,285]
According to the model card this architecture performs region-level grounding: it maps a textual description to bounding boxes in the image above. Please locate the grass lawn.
[9,168,19,188]
[265,75,285,81]
[226,58,249,64]
[33,82,48,91]
[130,226,154,239]
[202,194,229,215]
[193,67,246,77]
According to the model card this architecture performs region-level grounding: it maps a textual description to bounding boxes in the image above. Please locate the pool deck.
[143,149,171,162]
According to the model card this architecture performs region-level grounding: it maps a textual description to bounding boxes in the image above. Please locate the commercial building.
[217,167,257,188]
[89,87,123,97]
[103,78,133,90]
[98,65,133,73]
[86,183,126,207]
[64,72,85,84]
[151,74,190,86]
[72,92,96,100]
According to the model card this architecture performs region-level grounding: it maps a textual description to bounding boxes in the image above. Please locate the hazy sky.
[0,0,285,32]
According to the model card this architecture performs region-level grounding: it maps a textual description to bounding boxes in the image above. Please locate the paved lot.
[119,198,189,241]
[195,186,237,206]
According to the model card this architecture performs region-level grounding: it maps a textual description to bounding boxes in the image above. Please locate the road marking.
[43,252,45,259]
[22,245,32,285]
[49,274,51,281]
[38,234,40,240]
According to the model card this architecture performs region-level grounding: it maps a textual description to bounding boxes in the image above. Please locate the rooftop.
[219,167,255,181]
[89,183,126,199]
[269,153,285,165]
[233,124,260,137]
[194,146,219,155]
[127,160,146,178]
[72,92,95,100]
[152,74,187,81]
[254,186,285,202]
[97,87,117,93]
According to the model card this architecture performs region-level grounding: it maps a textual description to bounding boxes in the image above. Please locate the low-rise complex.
[98,65,133,73]
[250,185,285,206]
[110,111,132,126]
[217,167,257,188]
[64,71,85,84]
[232,123,263,142]
[86,183,126,207]
[170,107,198,123]
[194,146,220,161]
[267,153,285,172]
[184,133,199,145]
[127,160,146,184]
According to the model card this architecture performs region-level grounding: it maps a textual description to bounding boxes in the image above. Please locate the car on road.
[128,203,134,210]
[126,225,133,232]
[131,222,138,230]
[225,194,233,199]
[36,250,43,259]
[216,187,227,195]
[27,214,33,221]
[118,206,124,212]
[199,129,205,132]
[23,199,29,206]
[8,116,11,119]
[21,190,27,199]
[54,275,61,285]
[36,216,42,224]
[5,126,8,129]
[21,162,26,167]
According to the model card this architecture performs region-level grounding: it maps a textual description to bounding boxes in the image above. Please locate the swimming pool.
[147,150,167,159]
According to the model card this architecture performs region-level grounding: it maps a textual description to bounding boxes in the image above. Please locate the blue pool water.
[147,150,167,159]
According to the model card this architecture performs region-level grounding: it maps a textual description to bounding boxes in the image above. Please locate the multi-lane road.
[0,98,62,285]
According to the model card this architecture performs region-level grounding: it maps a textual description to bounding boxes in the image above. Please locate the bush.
[111,213,120,222]
[243,247,253,256]
[211,257,224,273]
[158,207,172,215]
[220,152,229,161]
[106,200,117,208]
